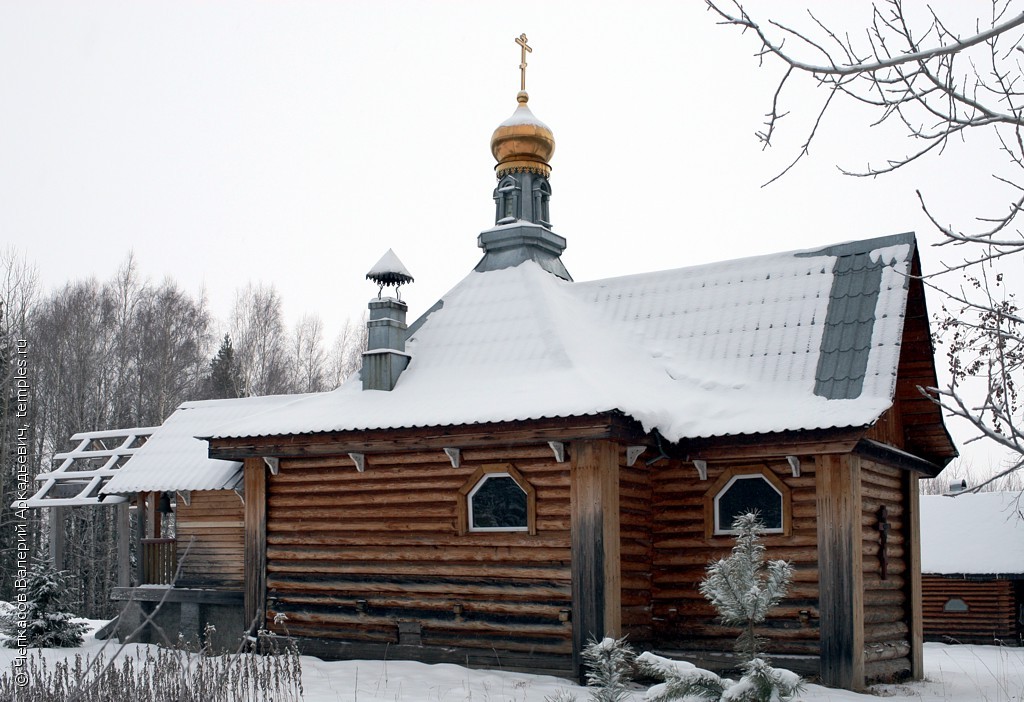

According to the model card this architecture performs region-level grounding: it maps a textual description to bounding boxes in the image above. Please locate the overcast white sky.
[1,1,1016,472]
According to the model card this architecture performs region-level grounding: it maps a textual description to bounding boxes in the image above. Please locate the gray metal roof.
[809,232,915,399]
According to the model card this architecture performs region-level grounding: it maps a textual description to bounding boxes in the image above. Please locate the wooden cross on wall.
[516,33,532,91]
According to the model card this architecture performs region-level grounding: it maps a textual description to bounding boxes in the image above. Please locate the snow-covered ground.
[2,618,1023,701]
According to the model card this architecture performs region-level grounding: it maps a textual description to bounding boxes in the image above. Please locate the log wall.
[922,577,1020,645]
[619,451,653,644]
[263,445,574,670]
[175,489,244,589]
[860,460,912,682]
[649,457,821,657]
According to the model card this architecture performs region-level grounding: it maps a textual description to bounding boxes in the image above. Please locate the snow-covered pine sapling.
[3,558,87,648]
[582,635,635,702]
[699,512,793,663]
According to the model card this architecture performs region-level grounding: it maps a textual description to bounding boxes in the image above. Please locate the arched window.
[943,598,969,613]
[493,176,520,224]
[703,465,792,538]
[457,464,536,535]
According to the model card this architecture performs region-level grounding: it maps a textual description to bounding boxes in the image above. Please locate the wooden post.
[570,440,621,674]
[243,457,268,635]
[905,471,924,679]
[49,506,65,570]
[149,492,161,539]
[117,502,131,587]
[135,492,148,586]
[815,454,865,689]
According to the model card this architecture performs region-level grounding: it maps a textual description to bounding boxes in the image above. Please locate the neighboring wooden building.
[25,76,957,691]
[921,492,1024,646]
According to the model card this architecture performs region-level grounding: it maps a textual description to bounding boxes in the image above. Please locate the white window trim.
[467,472,529,533]
[713,473,785,536]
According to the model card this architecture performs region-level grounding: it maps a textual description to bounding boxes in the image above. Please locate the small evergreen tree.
[205,333,245,399]
[3,559,87,648]
[582,636,634,702]
[639,514,803,702]
[699,512,793,662]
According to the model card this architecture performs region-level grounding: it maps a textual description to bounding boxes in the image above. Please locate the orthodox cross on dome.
[516,33,532,91]
[366,248,414,301]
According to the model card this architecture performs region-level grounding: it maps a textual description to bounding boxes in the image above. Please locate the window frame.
[703,464,792,539]
[457,463,536,535]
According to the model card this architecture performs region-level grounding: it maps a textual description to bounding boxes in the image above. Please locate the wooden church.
[26,38,956,691]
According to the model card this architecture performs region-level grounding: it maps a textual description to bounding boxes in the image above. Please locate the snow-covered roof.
[921,492,1024,576]
[208,233,915,442]
[22,427,157,507]
[99,395,305,494]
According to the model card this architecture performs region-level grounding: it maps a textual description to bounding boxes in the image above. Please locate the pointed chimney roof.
[367,249,414,300]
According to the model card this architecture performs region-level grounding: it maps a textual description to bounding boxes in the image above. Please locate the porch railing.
[141,537,177,585]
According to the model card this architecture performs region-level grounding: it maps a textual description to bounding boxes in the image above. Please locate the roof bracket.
[234,487,244,505]
[693,459,708,481]
[263,457,280,475]
[645,430,670,466]
[348,452,366,473]
[176,490,191,507]
[443,447,461,468]
[548,441,566,463]
[786,455,801,478]
[626,446,646,467]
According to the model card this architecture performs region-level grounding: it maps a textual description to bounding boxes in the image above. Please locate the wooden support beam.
[816,454,865,690]
[905,471,924,680]
[117,502,131,588]
[50,506,66,571]
[243,457,268,634]
[148,491,161,539]
[135,492,148,586]
[570,439,621,676]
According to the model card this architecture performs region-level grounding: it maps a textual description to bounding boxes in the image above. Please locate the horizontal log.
[267,576,568,599]
[275,594,569,618]
[864,621,909,644]
[268,560,571,581]
[211,414,638,458]
[864,657,911,683]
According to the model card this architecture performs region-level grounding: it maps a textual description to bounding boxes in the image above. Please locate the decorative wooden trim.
[693,459,708,481]
[548,441,566,463]
[262,457,279,475]
[625,446,646,467]
[348,452,365,473]
[175,490,191,507]
[702,464,793,539]
[456,463,536,536]
[786,455,800,477]
[443,447,461,468]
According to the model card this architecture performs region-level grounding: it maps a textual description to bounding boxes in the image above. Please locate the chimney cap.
[367,249,414,299]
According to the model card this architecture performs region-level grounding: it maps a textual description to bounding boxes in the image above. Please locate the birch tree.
[230,283,291,397]
[708,1,1024,481]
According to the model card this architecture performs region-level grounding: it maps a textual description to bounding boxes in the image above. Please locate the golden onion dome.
[490,91,555,179]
